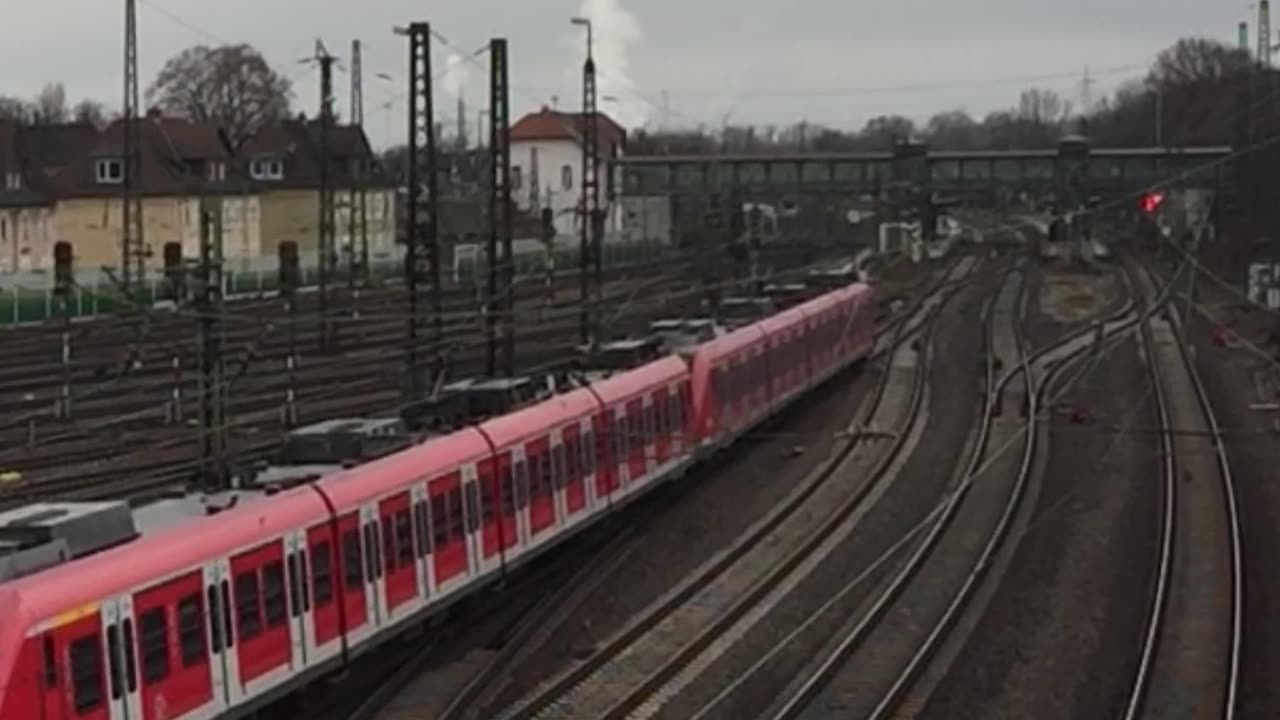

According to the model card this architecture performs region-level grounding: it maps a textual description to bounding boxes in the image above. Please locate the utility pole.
[313,40,337,349]
[349,39,369,295]
[401,22,440,400]
[488,38,514,377]
[1260,1,1272,68]
[121,0,144,297]
[196,199,226,491]
[572,17,597,345]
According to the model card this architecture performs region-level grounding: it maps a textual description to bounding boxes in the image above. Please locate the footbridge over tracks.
[612,136,1230,208]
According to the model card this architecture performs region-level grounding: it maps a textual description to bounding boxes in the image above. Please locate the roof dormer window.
[95,158,123,185]
[3,172,19,191]
[250,157,284,181]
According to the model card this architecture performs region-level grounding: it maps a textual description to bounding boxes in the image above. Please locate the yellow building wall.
[53,196,192,271]
[260,187,397,265]
[54,195,263,272]
[259,189,319,258]
[0,205,56,272]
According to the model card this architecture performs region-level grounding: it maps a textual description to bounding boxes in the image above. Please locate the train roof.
[589,355,689,403]
[0,483,327,631]
[319,428,490,507]
[480,388,599,447]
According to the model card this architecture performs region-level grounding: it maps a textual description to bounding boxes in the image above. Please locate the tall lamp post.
[571,16,600,344]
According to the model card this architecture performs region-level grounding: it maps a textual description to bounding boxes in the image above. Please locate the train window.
[363,525,377,582]
[396,510,414,565]
[220,581,235,649]
[263,562,287,628]
[42,635,57,688]
[382,520,397,574]
[139,607,170,683]
[448,487,465,540]
[207,587,223,653]
[287,555,301,617]
[414,502,430,557]
[583,429,596,474]
[510,461,526,511]
[70,634,102,714]
[431,494,448,547]
[539,449,552,495]
[342,529,363,590]
[121,618,137,692]
[178,594,205,667]
[565,435,579,482]
[313,541,335,606]
[106,625,122,699]
[235,571,262,640]
[480,476,496,523]
[553,443,567,489]
[365,524,382,581]
[298,549,310,612]
[465,482,481,533]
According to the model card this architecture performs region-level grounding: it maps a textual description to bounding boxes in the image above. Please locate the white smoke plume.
[442,52,471,100]
[575,0,647,130]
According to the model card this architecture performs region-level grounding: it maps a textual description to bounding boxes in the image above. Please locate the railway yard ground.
[0,243,835,507]
[6,214,1278,720]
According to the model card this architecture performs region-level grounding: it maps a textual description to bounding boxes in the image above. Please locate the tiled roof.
[510,107,626,150]
[237,117,383,190]
[0,113,383,202]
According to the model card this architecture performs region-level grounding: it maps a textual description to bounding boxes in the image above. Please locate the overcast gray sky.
[2,0,1244,148]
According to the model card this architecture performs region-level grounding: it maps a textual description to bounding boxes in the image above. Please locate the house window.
[511,165,523,190]
[95,159,123,184]
[4,172,19,190]
[250,158,284,181]
[351,158,367,179]
[207,162,226,181]
[562,165,573,190]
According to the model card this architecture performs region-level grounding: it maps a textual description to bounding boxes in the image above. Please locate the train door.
[464,462,498,577]
[100,596,142,720]
[359,504,386,631]
[411,483,432,599]
[507,448,529,551]
[592,410,616,503]
[580,417,599,512]
[202,560,241,713]
[283,530,311,671]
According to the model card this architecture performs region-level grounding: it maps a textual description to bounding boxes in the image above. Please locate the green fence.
[0,239,667,329]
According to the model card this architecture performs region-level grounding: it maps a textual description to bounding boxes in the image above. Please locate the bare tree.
[146,44,293,146]
[0,96,33,123]
[858,115,916,149]
[925,110,981,150]
[71,99,108,127]
[32,83,68,124]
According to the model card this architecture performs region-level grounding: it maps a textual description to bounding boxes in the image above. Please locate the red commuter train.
[0,281,875,720]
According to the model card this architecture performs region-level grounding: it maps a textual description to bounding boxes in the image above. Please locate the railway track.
[305,251,973,720]
[1121,264,1241,720]
[478,257,977,720]
[0,252,848,505]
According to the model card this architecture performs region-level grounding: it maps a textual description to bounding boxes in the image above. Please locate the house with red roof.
[508,106,626,238]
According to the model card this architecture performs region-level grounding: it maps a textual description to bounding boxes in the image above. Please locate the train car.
[0,281,874,720]
[686,323,771,450]
[584,356,693,508]
[474,389,602,563]
[0,488,332,720]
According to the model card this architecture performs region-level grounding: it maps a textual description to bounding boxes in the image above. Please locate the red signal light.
[1140,192,1166,214]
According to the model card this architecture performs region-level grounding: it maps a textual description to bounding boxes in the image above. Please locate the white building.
[508,107,626,240]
